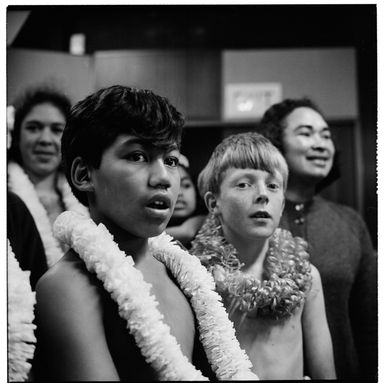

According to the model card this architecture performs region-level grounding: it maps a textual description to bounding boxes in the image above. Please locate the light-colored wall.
[222,48,358,119]
[7,49,94,105]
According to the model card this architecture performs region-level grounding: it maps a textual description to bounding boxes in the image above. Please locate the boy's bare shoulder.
[307,264,322,298]
[309,264,321,283]
[36,249,103,317]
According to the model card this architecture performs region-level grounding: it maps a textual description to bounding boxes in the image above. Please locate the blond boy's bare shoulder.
[307,264,322,299]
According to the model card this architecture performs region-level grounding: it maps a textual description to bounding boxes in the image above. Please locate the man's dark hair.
[62,85,185,206]
[8,86,72,165]
[258,97,340,191]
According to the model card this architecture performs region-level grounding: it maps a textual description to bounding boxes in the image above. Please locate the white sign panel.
[223,82,282,120]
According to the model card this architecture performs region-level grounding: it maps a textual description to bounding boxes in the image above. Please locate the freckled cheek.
[222,195,248,217]
[272,198,285,219]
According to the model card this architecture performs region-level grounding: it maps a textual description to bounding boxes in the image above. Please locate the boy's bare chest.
[232,308,303,342]
[103,258,196,379]
[147,266,196,357]
[229,306,304,379]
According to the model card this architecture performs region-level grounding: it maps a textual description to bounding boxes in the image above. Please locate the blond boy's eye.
[237,182,250,188]
[268,183,280,190]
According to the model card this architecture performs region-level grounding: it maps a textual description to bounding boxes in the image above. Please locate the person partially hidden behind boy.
[32,85,257,381]
[190,132,336,380]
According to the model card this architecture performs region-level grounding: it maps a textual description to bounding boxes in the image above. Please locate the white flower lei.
[53,211,258,381]
[8,161,89,268]
[7,239,37,382]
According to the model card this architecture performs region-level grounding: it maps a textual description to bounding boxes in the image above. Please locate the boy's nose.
[256,194,269,204]
[149,160,171,189]
[255,184,269,204]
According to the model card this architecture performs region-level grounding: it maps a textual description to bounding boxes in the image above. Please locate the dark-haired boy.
[33,86,256,381]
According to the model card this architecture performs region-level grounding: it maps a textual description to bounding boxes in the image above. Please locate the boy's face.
[214,167,285,243]
[89,134,181,239]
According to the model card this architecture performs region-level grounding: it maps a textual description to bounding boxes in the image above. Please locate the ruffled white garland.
[54,211,258,381]
[7,239,37,382]
[8,162,89,268]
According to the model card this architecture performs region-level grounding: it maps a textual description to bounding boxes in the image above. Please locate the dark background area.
[7,4,377,247]
[9,5,376,52]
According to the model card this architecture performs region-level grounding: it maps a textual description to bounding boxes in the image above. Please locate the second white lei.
[8,240,36,382]
[53,211,258,381]
[8,161,89,268]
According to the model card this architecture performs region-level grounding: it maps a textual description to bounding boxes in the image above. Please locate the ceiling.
[8,4,377,53]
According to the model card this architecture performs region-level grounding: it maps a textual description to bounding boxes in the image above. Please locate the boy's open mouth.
[146,195,171,210]
[147,200,168,210]
[250,211,271,219]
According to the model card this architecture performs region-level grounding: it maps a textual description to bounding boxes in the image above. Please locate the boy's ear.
[71,157,94,193]
[204,191,218,214]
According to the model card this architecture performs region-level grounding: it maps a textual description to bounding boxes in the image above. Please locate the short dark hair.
[62,85,185,205]
[8,86,72,165]
[258,97,340,191]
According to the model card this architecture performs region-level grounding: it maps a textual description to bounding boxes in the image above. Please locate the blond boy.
[191,132,336,379]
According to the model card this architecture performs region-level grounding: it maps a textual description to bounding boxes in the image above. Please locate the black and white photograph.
[5,2,379,381]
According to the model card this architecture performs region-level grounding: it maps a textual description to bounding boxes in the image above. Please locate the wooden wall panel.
[94,50,221,120]
[94,50,188,115]
[7,48,93,104]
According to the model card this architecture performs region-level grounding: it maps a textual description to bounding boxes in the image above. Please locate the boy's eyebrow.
[120,137,179,152]
[231,169,283,180]
[120,137,146,146]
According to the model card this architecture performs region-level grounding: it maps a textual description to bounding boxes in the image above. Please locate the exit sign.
[223,83,282,120]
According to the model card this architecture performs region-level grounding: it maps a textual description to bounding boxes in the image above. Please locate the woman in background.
[259,97,377,381]
[7,86,89,269]
[166,154,206,248]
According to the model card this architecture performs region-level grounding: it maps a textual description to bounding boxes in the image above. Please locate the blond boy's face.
[214,167,285,243]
